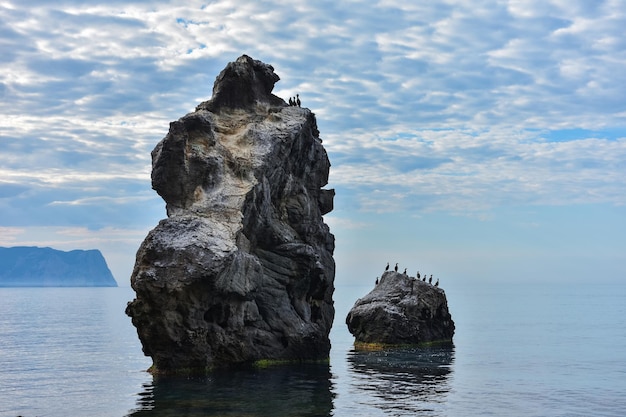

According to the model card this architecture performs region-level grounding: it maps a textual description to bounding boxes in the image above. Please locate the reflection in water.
[127,363,333,417]
[346,345,455,416]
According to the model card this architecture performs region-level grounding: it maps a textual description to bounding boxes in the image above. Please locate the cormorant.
[417,271,421,280]
[422,274,426,282]
[296,94,301,107]
[403,268,407,275]
[288,97,294,106]
[375,277,379,285]
[429,275,433,284]
[385,262,389,271]
[394,263,398,272]
[434,279,439,287]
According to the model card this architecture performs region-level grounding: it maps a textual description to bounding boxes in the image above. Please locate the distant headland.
[0,246,117,287]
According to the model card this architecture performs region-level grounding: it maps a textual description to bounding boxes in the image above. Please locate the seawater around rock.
[126,55,335,374]
[346,271,455,347]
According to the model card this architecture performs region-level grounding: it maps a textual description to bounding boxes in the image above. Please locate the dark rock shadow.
[346,345,455,415]
[127,363,334,417]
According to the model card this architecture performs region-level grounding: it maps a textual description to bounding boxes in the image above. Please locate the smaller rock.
[346,271,454,346]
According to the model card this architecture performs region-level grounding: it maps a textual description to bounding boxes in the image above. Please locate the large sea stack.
[126,55,335,373]
[346,271,454,346]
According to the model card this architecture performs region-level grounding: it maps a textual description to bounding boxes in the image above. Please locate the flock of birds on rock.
[288,94,301,107]
[375,262,440,288]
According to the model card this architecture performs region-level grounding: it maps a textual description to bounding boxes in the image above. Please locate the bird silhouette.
[296,94,301,107]
[434,279,439,287]
[385,262,389,271]
[429,275,433,284]
[394,263,398,272]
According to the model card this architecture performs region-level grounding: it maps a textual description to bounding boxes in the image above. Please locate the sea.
[1,280,625,417]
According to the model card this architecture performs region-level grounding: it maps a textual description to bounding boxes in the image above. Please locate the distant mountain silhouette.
[0,246,117,287]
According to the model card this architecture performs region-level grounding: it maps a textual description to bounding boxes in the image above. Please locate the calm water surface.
[1,282,625,416]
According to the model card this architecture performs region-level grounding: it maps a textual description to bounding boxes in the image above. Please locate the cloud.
[1,0,626,226]
[324,216,371,231]
[326,127,626,213]
[48,195,155,207]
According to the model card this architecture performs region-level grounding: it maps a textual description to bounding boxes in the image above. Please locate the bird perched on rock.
[296,94,301,107]
[385,262,389,271]
[434,279,439,287]
[394,263,398,272]
[417,271,421,280]
[422,274,426,282]
[403,268,407,275]
[288,97,294,106]
[375,277,379,285]
[429,275,433,284]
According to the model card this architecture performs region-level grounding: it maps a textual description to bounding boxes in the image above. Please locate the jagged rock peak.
[346,271,454,346]
[197,54,285,112]
[127,56,335,374]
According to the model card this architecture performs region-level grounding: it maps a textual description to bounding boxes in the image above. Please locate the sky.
[1,0,625,286]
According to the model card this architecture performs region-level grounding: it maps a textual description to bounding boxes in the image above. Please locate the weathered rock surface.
[346,271,454,346]
[0,246,117,287]
[126,55,335,373]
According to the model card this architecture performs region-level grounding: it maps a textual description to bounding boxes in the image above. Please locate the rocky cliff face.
[346,271,454,346]
[126,55,335,373]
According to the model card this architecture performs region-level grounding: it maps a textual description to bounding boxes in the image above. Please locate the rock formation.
[346,271,454,346]
[0,246,117,287]
[126,55,335,373]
